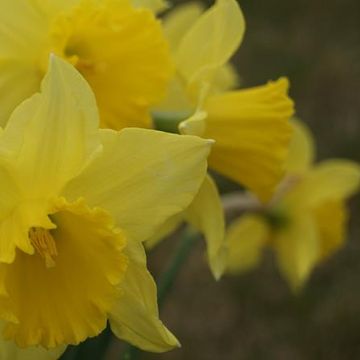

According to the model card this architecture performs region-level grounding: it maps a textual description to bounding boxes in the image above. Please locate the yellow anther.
[29,228,58,268]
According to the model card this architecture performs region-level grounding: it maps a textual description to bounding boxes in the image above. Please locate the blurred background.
[62,0,360,358]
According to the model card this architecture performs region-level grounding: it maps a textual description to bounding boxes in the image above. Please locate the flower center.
[29,227,58,268]
[42,1,127,76]
[39,0,172,130]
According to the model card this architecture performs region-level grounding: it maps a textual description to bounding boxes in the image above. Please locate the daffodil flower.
[149,0,294,279]
[0,56,212,358]
[0,0,173,129]
[226,120,360,291]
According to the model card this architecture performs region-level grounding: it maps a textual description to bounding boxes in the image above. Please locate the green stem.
[157,228,198,307]
[121,228,198,360]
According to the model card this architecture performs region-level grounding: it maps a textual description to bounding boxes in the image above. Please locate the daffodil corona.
[0,0,172,129]
[149,0,294,279]
[0,56,211,358]
[226,120,360,291]
[159,0,294,201]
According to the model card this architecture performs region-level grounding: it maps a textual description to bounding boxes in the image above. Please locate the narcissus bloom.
[0,56,211,358]
[149,0,294,279]
[226,120,360,291]
[0,0,172,129]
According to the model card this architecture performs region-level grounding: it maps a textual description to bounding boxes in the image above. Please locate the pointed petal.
[274,215,319,292]
[163,2,205,52]
[109,241,179,352]
[204,78,294,201]
[226,214,269,274]
[63,128,211,242]
[0,55,100,199]
[285,160,360,209]
[0,1,81,127]
[175,0,245,97]
[0,60,41,127]
[286,119,315,175]
[185,175,226,279]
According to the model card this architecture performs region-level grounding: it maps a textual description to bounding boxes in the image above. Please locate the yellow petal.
[163,2,205,52]
[0,57,104,262]
[0,323,66,360]
[48,0,173,130]
[0,60,41,127]
[109,240,179,352]
[286,119,315,174]
[145,214,183,250]
[274,215,319,292]
[204,78,294,201]
[179,109,207,136]
[0,199,127,348]
[0,201,55,264]
[226,214,269,274]
[132,0,168,13]
[153,77,193,113]
[0,1,47,57]
[159,2,239,113]
[0,0,173,131]
[0,0,79,127]
[31,0,79,17]
[63,128,211,242]
[0,162,23,262]
[0,55,100,200]
[175,0,245,98]
[0,54,101,259]
[211,63,240,94]
[285,160,360,209]
[185,175,226,279]
[314,200,348,260]
[156,2,205,113]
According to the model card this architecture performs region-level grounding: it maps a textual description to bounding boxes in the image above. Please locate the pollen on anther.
[29,227,58,268]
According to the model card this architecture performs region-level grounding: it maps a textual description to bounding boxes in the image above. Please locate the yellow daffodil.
[148,0,293,279]
[226,120,360,291]
[0,0,173,130]
[0,56,211,358]
[160,0,293,201]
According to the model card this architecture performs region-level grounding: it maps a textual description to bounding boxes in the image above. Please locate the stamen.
[29,228,58,268]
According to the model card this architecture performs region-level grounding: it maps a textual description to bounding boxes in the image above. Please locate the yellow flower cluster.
[226,120,360,291]
[0,0,356,359]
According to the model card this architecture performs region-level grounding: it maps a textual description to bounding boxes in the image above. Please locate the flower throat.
[29,227,58,268]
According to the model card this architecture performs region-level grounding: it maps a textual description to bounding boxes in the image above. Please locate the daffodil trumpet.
[147,0,294,280]
[0,0,173,130]
[0,56,212,359]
